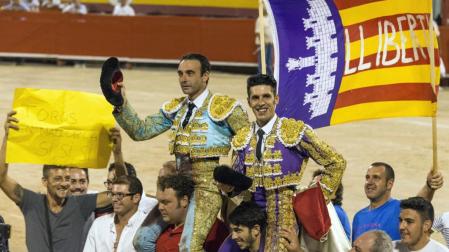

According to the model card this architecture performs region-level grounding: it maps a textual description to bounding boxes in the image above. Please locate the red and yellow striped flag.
[268,0,439,128]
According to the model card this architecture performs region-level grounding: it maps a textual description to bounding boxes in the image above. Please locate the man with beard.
[0,111,111,252]
[84,175,146,251]
[352,162,444,241]
[393,197,449,252]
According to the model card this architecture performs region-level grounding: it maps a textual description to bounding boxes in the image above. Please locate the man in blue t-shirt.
[352,162,443,242]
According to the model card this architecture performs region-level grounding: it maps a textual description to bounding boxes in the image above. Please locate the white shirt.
[393,239,449,252]
[254,114,277,153]
[83,210,147,252]
[181,89,209,124]
[255,14,274,45]
[62,3,87,14]
[138,194,158,215]
[434,212,449,247]
[112,4,135,16]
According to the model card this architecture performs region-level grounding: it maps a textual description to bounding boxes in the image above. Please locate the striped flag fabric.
[267,0,439,128]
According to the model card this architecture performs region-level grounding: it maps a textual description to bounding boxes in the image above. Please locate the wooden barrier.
[0,11,258,64]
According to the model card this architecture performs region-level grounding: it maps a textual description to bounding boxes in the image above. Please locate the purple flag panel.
[267,0,345,128]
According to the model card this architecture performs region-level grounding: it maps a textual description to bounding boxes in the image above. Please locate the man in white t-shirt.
[393,197,449,252]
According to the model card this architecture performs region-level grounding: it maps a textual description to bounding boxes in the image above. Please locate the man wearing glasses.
[84,175,147,252]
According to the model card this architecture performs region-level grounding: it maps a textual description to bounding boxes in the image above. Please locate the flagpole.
[429,5,438,173]
[258,0,267,75]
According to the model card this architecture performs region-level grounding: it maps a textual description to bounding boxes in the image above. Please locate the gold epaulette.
[208,94,241,122]
[276,118,308,147]
[161,97,186,115]
[231,125,252,151]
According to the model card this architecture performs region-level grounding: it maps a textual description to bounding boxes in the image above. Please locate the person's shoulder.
[161,96,186,115]
[277,117,309,147]
[208,93,242,121]
[93,212,114,225]
[428,239,449,251]
[353,205,370,217]
[231,124,252,151]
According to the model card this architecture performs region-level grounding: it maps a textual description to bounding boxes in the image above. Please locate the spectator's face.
[350,232,375,252]
[156,188,188,225]
[230,224,258,250]
[399,208,430,248]
[248,85,278,127]
[177,59,208,100]
[43,168,71,200]
[111,184,139,216]
[105,170,116,191]
[69,168,88,195]
[364,165,392,203]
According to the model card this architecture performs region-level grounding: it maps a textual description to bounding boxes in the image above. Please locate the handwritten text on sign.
[6,88,115,168]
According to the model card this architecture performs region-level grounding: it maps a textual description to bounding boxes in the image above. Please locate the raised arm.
[298,126,346,200]
[96,191,112,208]
[0,111,24,205]
[113,100,173,141]
[416,169,443,202]
[109,127,127,177]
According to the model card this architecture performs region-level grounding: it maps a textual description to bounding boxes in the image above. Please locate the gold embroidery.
[162,97,185,114]
[278,118,305,146]
[190,122,208,131]
[189,135,207,145]
[190,146,230,158]
[231,126,251,150]
[209,95,238,121]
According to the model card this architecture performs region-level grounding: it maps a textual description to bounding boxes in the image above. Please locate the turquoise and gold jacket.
[114,92,249,158]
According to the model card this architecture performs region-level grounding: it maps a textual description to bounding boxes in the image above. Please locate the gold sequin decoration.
[231,126,252,150]
[209,95,238,121]
[279,118,305,146]
[162,97,185,114]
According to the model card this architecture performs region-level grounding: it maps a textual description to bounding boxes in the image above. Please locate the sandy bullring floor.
[0,64,448,251]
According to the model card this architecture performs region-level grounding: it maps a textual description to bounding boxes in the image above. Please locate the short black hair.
[113,175,143,196]
[229,201,267,231]
[246,74,277,97]
[157,174,195,201]
[42,165,68,178]
[400,196,434,223]
[180,53,211,76]
[108,162,137,177]
[371,162,395,182]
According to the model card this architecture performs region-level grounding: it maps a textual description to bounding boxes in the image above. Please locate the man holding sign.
[0,111,112,252]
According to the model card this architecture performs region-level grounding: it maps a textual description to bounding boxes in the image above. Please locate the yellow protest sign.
[6,88,115,168]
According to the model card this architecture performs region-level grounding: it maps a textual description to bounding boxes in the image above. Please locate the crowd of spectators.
[0,0,135,16]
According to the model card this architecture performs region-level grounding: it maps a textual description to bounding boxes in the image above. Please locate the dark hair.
[157,174,195,201]
[229,201,267,231]
[70,168,89,182]
[400,197,434,224]
[42,165,68,178]
[113,175,143,196]
[246,74,277,97]
[312,169,343,206]
[369,230,393,252]
[371,162,395,182]
[180,53,211,76]
[108,162,137,177]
